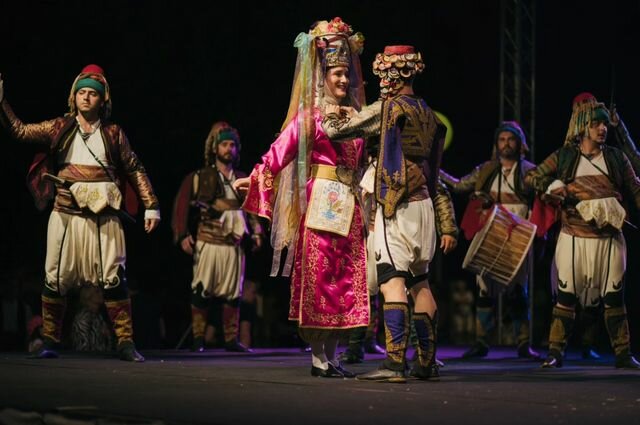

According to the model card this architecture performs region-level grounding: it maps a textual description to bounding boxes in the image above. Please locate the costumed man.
[323,45,458,382]
[525,92,640,369]
[440,121,540,360]
[544,100,640,361]
[172,121,263,353]
[0,65,160,362]
[234,17,369,378]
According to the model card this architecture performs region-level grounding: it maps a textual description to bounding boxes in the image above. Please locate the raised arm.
[620,151,640,212]
[238,114,303,221]
[611,108,640,176]
[322,100,382,141]
[439,166,481,194]
[0,74,60,145]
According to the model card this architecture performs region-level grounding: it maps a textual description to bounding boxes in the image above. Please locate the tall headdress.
[270,17,365,276]
[564,92,610,145]
[204,121,240,166]
[67,64,112,119]
[492,120,529,159]
[372,45,425,99]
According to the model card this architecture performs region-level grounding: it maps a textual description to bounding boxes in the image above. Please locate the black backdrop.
[1,0,639,349]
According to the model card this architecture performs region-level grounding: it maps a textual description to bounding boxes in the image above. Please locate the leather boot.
[541,306,575,368]
[357,302,409,383]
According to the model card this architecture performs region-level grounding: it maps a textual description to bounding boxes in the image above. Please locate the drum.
[462,204,537,286]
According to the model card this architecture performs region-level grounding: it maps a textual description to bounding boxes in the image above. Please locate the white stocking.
[310,341,328,369]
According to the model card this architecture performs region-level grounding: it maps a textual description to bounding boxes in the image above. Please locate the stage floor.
[1,346,639,425]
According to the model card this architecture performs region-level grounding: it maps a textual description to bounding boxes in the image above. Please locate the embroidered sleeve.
[117,127,160,210]
[242,116,300,221]
[433,178,459,238]
[322,101,382,141]
[620,151,640,211]
[525,150,560,194]
[0,99,58,145]
[613,119,640,176]
[440,165,481,194]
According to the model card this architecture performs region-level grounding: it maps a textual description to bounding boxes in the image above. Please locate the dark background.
[1,0,639,350]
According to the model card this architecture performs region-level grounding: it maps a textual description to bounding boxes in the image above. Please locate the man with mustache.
[526,93,640,369]
[172,122,263,353]
[440,121,540,360]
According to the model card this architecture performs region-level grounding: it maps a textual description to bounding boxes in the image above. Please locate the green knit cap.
[75,77,105,96]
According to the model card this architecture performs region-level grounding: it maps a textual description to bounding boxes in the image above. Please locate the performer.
[525,92,640,369]
[172,121,263,352]
[233,17,368,378]
[0,65,160,361]
[323,45,458,382]
[440,121,540,360]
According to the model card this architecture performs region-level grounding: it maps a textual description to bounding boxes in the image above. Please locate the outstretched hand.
[233,176,251,193]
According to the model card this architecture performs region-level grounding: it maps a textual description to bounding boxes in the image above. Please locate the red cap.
[383,45,415,55]
[572,92,596,105]
[81,64,104,75]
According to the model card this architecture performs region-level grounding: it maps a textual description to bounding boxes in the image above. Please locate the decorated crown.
[309,17,364,68]
[310,17,353,38]
[323,44,350,68]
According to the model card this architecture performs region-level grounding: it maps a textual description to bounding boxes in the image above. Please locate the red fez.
[572,92,596,106]
[81,64,105,75]
[383,45,415,55]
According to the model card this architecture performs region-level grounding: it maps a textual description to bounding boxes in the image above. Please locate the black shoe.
[332,362,356,378]
[28,347,59,359]
[462,343,489,359]
[409,363,440,381]
[225,340,254,353]
[338,350,364,364]
[582,348,601,360]
[411,351,444,367]
[311,363,344,378]
[541,353,562,368]
[192,337,205,353]
[364,340,386,355]
[118,344,145,362]
[28,338,59,359]
[615,355,640,369]
[356,366,407,383]
[517,345,541,360]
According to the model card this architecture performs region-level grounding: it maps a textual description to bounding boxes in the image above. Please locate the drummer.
[525,93,640,370]
[441,121,540,360]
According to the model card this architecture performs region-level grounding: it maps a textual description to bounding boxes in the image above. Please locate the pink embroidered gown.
[242,110,369,334]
